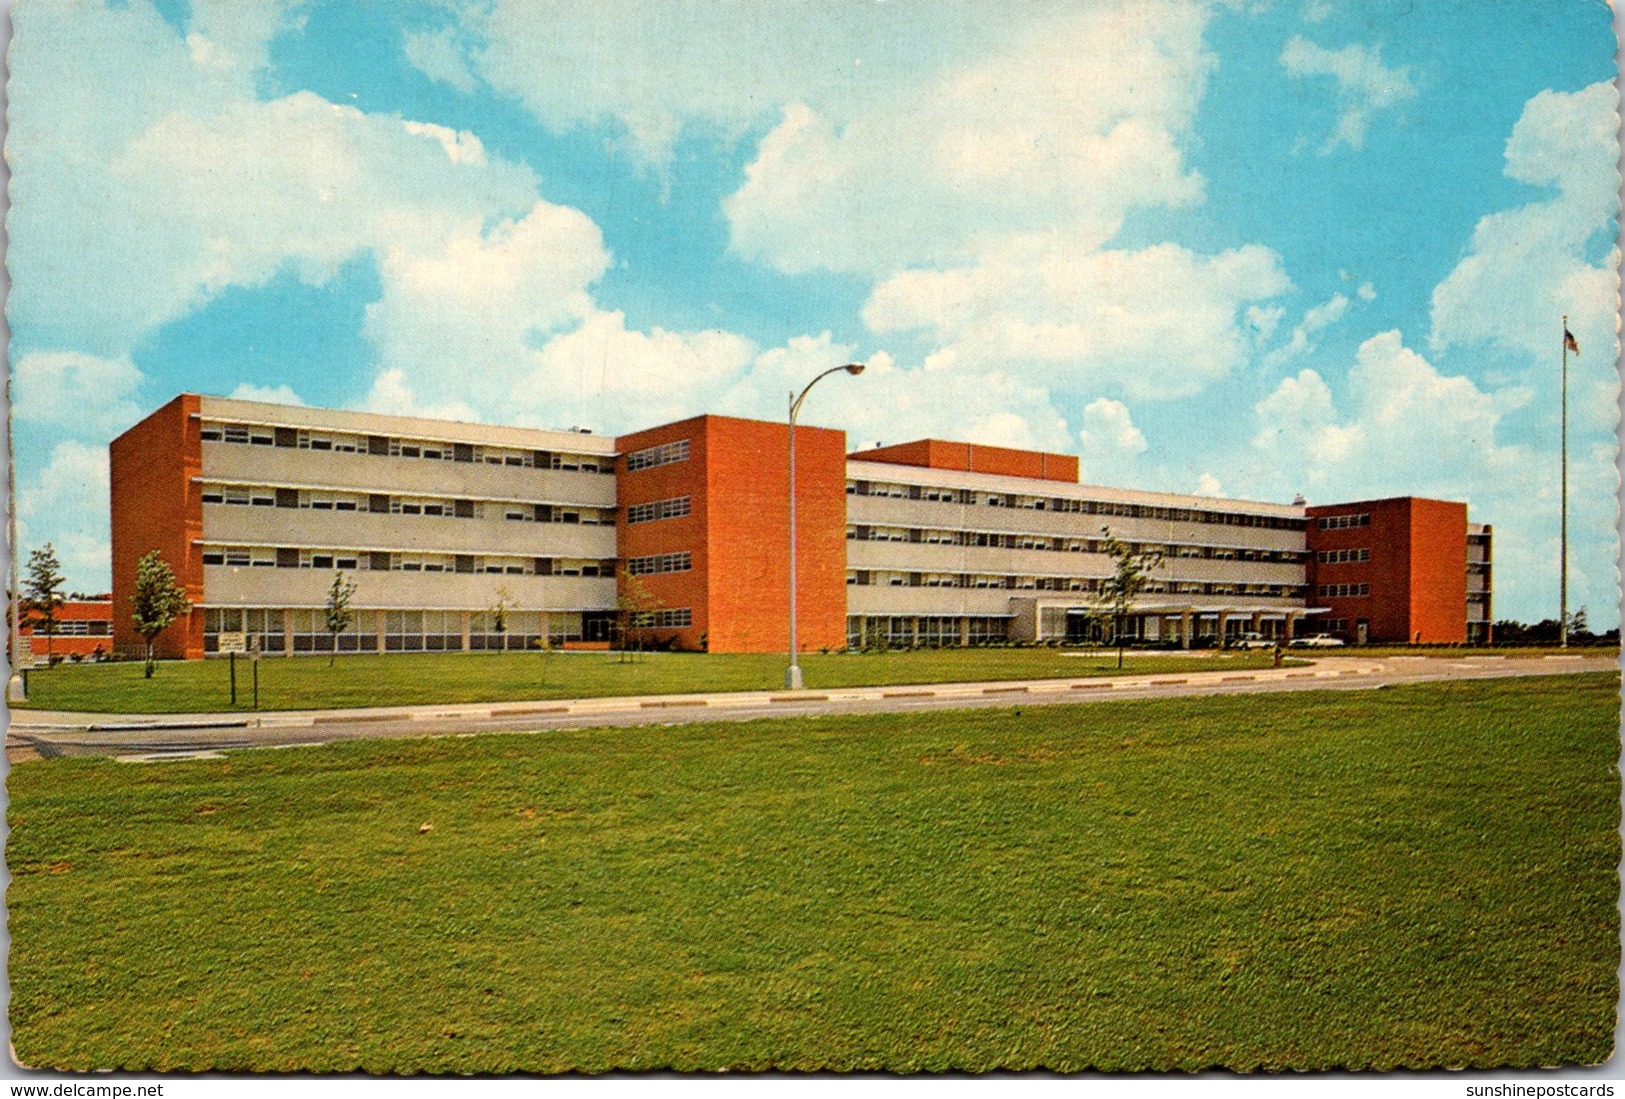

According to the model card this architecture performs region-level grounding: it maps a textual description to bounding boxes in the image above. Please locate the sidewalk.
[10,657,1391,733]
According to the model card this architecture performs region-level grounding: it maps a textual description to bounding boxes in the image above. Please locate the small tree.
[615,570,661,662]
[1091,527,1164,669]
[131,549,191,679]
[487,586,513,654]
[323,571,358,666]
[22,544,66,665]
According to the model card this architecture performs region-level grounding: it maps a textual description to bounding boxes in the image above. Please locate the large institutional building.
[110,395,1493,659]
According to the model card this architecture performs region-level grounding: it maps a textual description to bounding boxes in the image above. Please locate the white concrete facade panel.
[203,567,616,611]
[201,505,617,559]
[845,459,1304,519]
[845,587,1016,616]
[846,496,1306,552]
[201,443,618,508]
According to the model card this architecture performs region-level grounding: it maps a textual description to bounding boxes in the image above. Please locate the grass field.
[1336,644,1619,659]
[8,673,1618,1072]
[15,648,1297,714]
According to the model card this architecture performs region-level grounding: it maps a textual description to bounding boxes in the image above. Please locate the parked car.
[1234,632,1275,649]
[1288,634,1346,648]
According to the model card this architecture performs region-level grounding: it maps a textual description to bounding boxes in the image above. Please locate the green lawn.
[17,648,1299,714]
[8,674,1618,1072]
[1341,644,1619,659]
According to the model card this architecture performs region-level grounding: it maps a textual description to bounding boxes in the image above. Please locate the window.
[627,496,691,524]
[1317,548,1371,564]
[1317,583,1370,598]
[629,608,693,629]
[627,551,692,576]
[1318,513,1371,531]
[626,439,691,471]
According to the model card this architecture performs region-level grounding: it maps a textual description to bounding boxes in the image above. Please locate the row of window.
[627,496,691,524]
[202,608,616,652]
[626,552,692,576]
[27,620,112,636]
[1316,548,1370,564]
[201,484,615,525]
[847,615,1010,648]
[628,608,693,629]
[1317,583,1371,598]
[849,480,1307,531]
[625,439,690,472]
[1317,513,1371,530]
[203,422,614,473]
[847,525,1306,564]
[848,570,1304,598]
[202,546,616,577]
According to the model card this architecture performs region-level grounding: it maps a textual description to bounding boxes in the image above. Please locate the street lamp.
[787,362,865,689]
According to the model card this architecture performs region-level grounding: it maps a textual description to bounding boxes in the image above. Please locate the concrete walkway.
[6,653,1613,761]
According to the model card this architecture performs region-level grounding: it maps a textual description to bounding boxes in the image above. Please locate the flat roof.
[197,395,619,455]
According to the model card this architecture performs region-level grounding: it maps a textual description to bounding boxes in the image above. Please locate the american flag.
[1564,327,1580,355]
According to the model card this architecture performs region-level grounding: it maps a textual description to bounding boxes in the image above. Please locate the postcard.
[4,0,1619,1076]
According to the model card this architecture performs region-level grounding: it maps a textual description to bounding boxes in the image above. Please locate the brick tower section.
[110,394,205,659]
[616,415,848,653]
[1307,496,1467,644]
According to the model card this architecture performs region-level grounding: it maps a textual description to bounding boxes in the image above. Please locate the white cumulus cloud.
[16,442,113,593]
[1430,81,1620,378]
[12,351,145,437]
[1280,35,1416,152]
[1077,398,1149,484]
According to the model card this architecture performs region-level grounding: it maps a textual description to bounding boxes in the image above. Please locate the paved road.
[7,654,1614,762]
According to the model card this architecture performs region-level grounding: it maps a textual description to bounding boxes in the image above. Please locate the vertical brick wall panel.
[1408,498,1468,643]
[856,438,1078,483]
[110,395,204,659]
[707,417,848,654]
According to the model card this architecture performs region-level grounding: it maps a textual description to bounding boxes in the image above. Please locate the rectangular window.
[626,496,691,524]
[626,438,691,471]
[626,551,692,576]
[1318,513,1372,530]
[630,608,693,629]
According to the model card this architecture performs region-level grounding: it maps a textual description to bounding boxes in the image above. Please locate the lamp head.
[843,363,865,375]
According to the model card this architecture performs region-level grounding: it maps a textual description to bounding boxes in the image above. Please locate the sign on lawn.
[13,637,39,669]
[217,631,248,654]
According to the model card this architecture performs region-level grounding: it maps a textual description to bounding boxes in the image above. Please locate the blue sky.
[8,0,1620,626]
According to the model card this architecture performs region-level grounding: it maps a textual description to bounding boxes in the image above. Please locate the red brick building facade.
[1306,497,1470,645]
[615,415,848,654]
[110,394,206,660]
[108,395,1490,658]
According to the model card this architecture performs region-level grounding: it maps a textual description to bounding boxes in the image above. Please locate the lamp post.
[787,363,865,690]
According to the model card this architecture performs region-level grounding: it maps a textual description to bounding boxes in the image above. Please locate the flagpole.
[1560,314,1569,648]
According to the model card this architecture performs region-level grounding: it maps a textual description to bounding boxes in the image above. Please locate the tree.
[324,571,359,666]
[22,544,66,665]
[1568,606,1592,641]
[131,550,191,679]
[487,586,513,654]
[1091,527,1165,669]
[615,570,661,662]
